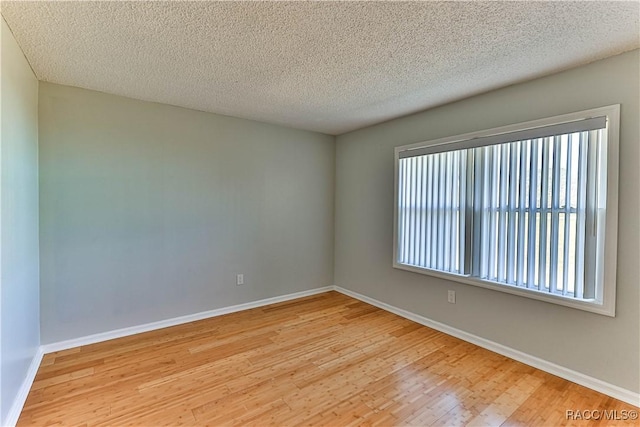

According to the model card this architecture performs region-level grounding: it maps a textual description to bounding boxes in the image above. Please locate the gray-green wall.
[6,28,638,412]
[1,18,40,424]
[38,82,335,344]
[335,50,640,392]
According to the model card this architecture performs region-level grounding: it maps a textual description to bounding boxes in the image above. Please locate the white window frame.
[393,105,620,316]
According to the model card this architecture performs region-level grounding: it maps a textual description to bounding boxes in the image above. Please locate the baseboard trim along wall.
[7,284,638,426]
[5,347,44,427]
[334,286,640,408]
[41,286,334,353]
[5,287,332,427]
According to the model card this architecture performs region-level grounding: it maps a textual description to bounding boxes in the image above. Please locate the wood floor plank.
[17,291,638,426]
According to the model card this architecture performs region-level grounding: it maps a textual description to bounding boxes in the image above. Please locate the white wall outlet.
[236,274,244,285]
[447,290,456,304]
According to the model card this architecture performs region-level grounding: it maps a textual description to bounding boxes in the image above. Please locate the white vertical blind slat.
[480,148,491,279]
[497,144,509,282]
[407,158,414,265]
[412,157,419,265]
[417,156,422,266]
[507,142,518,284]
[527,139,539,288]
[575,132,588,299]
[398,159,404,262]
[472,148,483,277]
[431,156,439,268]
[539,138,551,291]
[420,156,428,268]
[437,154,446,270]
[443,153,452,271]
[549,136,561,293]
[424,156,434,267]
[562,135,573,296]
[450,152,459,272]
[459,150,468,275]
[488,147,498,280]
[516,141,528,287]
[402,159,409,263]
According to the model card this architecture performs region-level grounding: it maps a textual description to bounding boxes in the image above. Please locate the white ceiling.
[2,1,638,135]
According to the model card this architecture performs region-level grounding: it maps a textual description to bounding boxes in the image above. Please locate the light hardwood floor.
[18,291,638,426]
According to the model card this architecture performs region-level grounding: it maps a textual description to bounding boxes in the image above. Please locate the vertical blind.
[397,121,607,300]
[398,150,467,274]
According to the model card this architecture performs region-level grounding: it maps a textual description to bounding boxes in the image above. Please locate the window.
[393,105,619,316]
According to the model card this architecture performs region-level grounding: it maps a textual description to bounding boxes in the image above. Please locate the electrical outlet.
[447,290,456,304]
[236,274,244,285]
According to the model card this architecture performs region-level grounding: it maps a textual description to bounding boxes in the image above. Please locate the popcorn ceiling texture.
[1,1,638,135]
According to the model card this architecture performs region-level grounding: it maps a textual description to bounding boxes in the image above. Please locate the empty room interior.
[1,1,639,426]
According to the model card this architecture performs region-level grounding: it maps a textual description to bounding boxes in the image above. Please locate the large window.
[393,106,619,316]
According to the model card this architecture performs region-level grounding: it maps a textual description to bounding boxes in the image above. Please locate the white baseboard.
[6,286,333,426]
[4,347,44,427]
[334,286,640,408]
[7,284,637,427]
[42,286,334,354]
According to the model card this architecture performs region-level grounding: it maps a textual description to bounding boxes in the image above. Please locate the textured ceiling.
[1,1,639,135]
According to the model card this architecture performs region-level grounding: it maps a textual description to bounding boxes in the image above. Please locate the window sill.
[393,262,615,317]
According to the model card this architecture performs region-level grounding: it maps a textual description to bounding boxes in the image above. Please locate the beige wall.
[38,82,335,344]
[0,18,40,424]
[335,50,639,392]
